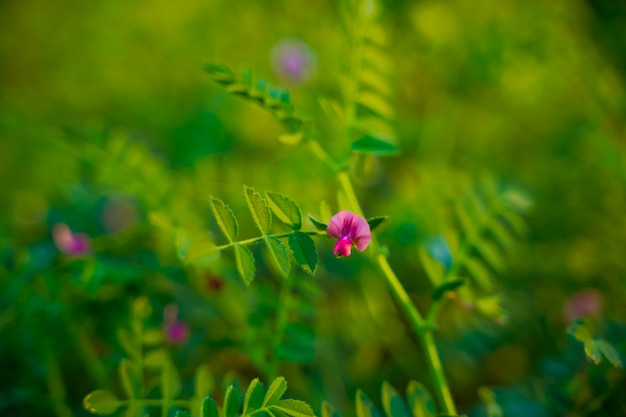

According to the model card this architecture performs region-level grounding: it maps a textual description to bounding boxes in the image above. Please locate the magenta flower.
[52,223,91,257]
[163,304,190,346]
[563,289,603,324]
[327,211,371,257]
[271,38,317,85]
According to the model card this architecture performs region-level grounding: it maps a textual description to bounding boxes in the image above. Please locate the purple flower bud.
[165,321,190,346]
[327,211,371,257]
[52,223,91,257]
[163,304,190,346]
[271,38,317,85]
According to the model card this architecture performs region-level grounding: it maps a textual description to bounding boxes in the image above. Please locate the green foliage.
[266,192,303,230]
[211,197,239,243]
[367,216,389,234]
[244,186,273,235]
[419,178,532,321]
[234,244,256,285]
[264,235,291,278]
[405,381,436,417]
[308,215,328,231]
[288,232,318,275]
[208,187,323,283]
[83,390,120,415]
[205,64,306,139]
[338,0,397,155]
[568,320,623,367]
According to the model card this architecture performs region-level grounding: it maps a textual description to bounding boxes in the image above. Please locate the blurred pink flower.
[163,304,189,346]
[271,38,317,85]
[52,223,91,257]
[327,211,371,257]
[563,288,603,324]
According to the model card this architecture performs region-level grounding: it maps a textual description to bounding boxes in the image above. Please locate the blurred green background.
[1,0,626,416]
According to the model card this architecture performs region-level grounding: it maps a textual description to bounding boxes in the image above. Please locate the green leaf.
[161,361,181,399]
[143,348,169,369]
[321,402,341,417]
[244,185,272,234]
[142,328,164,346]
[234,244,256,285]
[465,258,493,291]
[367,216,389,233]
[431,279,466,301]
[205,63,236,85]
[478,388,503,417]
[454,203,475,237]
[83,390,121,415]
[475,241,504,272]
[224,385,242,417]
[585,340,602,365]
[501,210,528,237]
[194,364,215,398]
[117,329,139,359]
[185,236,219,265]
[502,187,533,212]
[356,390,380,417]
[201,397,219,417]
[381,382,411,417]
[489,221,514,249]
[243,379,265,415]
[210,197,238,242]
[288,232,318,275]
[266,192,302,230]
[274,400,315,417]
[360,69,391,96]
[264,377,288,406]
[265,236,291,278]
[175,412,192,417]
[357,92,394,119]
[352,135,399,156]
[119,359,141,399]
[308,215,327,231]
[596,339,623,368]
[476,295,508,324]
[567,320,593,343]
[405,381,436,417]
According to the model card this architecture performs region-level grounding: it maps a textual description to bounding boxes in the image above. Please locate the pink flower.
[163,304,190,346]
[52,223,91,257]
[327,211,371,257]
[271,38,317,85]
[563,289,603,324]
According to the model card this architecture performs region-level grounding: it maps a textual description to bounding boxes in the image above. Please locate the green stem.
[267,275,293,380]
[118,399,190,407]
[43,348,72,417]
[308,140,339,172]
[421,330,457,414]
[215,230,326,251]
[337,170,457,415]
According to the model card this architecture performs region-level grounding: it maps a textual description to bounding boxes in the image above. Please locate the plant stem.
[337,170,457,415]
[215,230,327,251]
[43,347,72,417]
[421,330,457,414]
[267,275,293,380]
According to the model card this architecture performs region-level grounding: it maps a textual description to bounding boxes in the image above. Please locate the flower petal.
[334,236,353,257]
[327,210,352,239]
